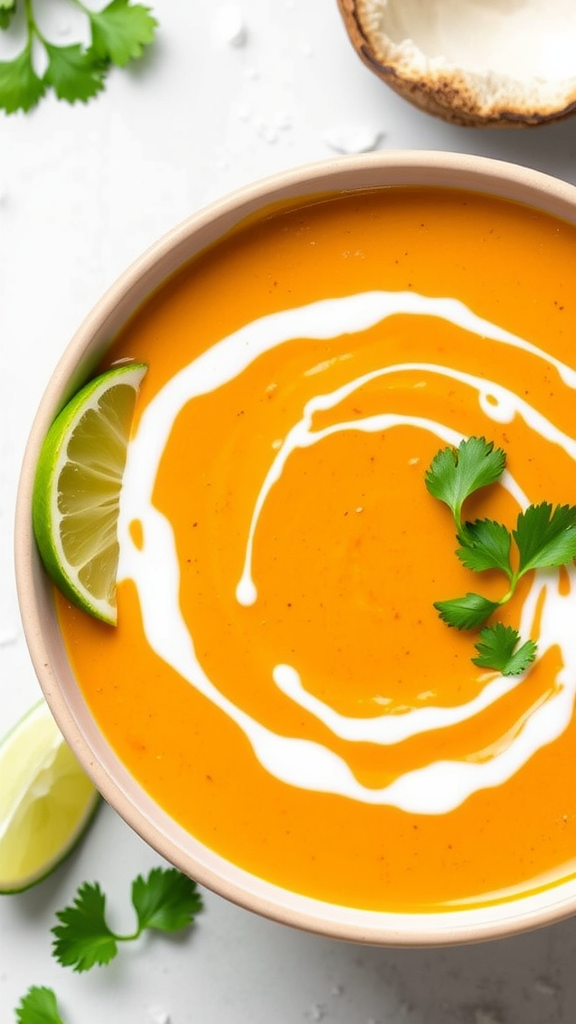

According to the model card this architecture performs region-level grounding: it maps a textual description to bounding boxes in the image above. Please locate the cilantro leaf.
[51,868,203,973]
[0,0,16,31]
[15,986,66,1024]
[44,43,107,103]
[87,0,157,67]
[0,46,46,114]
[425,436,506,532]
[0,0,157,114]
[131,866,203,933]
[457,519,513,576]
[434,592,500,631]
[514,501,576,575]
[472,623,537,676]
[52,882,117,972]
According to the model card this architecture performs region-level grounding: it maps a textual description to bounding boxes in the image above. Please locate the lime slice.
[0,701,100,894]
[32,361,147,625]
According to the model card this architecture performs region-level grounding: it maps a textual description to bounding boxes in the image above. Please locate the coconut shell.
[337,0,576,128]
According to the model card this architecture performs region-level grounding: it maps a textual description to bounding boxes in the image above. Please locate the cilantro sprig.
[0,0,157,114]
[13,868,203,1021]
[425,436,576,675]
[52,867,203,972]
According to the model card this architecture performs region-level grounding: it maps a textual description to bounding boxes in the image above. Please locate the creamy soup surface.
[56,186,576,912]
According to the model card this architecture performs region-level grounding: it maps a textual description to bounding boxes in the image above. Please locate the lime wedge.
[0,701,100,893]
[32,362,147,625]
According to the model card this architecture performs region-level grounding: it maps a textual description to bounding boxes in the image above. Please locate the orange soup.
[56,186,576,912]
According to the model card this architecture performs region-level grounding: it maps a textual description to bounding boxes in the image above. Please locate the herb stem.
[497,579,517,607]
[114,927,143,942]
[23,0,49,48]
[23,0,36,47]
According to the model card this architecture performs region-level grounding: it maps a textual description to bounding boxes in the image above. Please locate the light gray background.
[1,2,576,1022]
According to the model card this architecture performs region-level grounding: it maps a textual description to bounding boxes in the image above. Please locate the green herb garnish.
[472,623,537,676]
[425,436,507,535]
[425,436,576,675]
[52,867,203,972]
[16,986,66,1024]
[0,0,157,115]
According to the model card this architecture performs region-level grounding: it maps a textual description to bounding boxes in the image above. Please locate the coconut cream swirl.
[118,292,576,814]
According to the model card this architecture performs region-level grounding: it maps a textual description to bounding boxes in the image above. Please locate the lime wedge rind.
[32,361,147,625]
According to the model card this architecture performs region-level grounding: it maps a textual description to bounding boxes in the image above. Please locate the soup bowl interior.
[15,151,576,946]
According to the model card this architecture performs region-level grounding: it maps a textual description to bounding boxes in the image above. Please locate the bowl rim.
[15,149,576,947]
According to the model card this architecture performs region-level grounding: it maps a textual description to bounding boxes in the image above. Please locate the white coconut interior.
[361,0,576,110]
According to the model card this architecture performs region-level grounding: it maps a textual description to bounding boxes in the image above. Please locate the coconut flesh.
[339,0,576,126]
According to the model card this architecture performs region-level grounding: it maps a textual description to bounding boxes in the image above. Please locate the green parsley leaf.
[434,593,500,631]
[87,0,157,67]
[472,623,538,676]
[514,501,576,575]
[457,518,513,576]
[52,881,117,972]
[0,45,46,114]
[44,42,107,103]
[425,436,506,533]
[132,866,203,933]
[15,985,66,1024]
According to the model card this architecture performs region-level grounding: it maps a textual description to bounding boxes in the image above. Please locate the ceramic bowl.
[16,151,576,945]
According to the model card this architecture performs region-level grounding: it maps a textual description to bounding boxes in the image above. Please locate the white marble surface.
[1,2,576,1021]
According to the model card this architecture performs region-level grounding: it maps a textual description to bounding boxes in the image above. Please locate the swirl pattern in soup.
[56,187,576,912]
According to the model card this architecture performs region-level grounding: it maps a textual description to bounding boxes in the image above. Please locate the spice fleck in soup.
[55,186,576,912]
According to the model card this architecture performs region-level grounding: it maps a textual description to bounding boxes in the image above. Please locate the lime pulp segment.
[0,700,100,893]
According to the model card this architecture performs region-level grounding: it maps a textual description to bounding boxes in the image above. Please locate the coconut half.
[338,0,576,127]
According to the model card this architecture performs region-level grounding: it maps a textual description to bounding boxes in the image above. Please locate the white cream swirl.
[118,292,576,813]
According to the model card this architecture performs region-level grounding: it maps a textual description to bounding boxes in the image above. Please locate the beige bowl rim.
[15,149,576,947]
